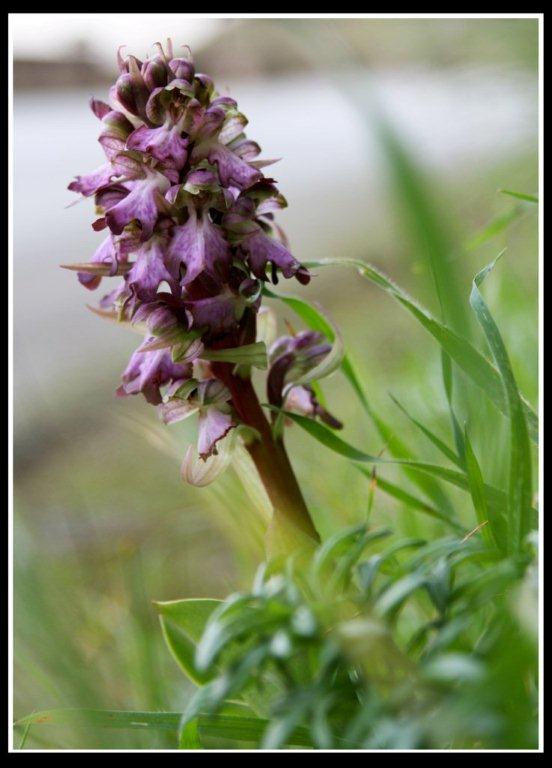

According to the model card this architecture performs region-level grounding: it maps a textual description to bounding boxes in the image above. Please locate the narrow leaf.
[498,189,538,204]
[14,709,181,731]
[266,287,455,512]
[463,425,500,550]
[282,410,526,526]
[389,394,462,467]
[465,206,522,252]
[303,257,538,443]
[155,599,221,685]
[470,257,533,552]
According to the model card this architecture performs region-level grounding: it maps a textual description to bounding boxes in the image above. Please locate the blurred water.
[13,67,536,452]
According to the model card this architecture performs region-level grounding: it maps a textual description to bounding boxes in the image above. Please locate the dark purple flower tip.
[116,46,144,74]
[142,56,169,91]
[118,346,191,405]
[284,384,343,430]
[114,56,149,118]
[242,229,308,284]
[90,98,111,120]
[169,56,195,83]
[134,302,180,336]
[167,209,230,287]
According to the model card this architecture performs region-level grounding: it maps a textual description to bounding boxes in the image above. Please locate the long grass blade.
[303,257,538,443]
[469,257,533,553]
[389,393,462,467]
[498,189,538,204]
[280,410,531,528]
[373,113,469,335]
[463,426,501,550]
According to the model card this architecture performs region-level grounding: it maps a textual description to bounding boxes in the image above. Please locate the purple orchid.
[67,40,338,493]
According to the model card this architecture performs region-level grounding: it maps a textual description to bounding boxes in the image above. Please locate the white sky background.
[10,13,223,63]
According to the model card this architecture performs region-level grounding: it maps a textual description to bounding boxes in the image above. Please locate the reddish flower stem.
[212,363,320,543]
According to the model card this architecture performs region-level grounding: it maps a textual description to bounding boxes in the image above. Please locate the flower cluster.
[68,41,339,468]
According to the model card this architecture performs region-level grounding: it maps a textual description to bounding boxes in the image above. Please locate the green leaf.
[355,467,463,531]
[375,572,429,617]
[465,206,523,252]
[265,287,455,513]
[155,599,221,685]
[180,645,271,737]
[303,257,538,444]
[498,189,538,204]
[373,112,469,335]
[195,596,291,672]
[463,426,502,550]
[469,257,534,553]
[199,713,312,748]
[14,709,182,732]
[201,342,267,369]
[312,524,392,592]
[357,539,426,593]
[261,695,313,750]
[179,718,202,749]
[14,707,314,750]
[282,410,528,527]
[389,394,462,467]
[423,653,485,684]
[441,350,466,466]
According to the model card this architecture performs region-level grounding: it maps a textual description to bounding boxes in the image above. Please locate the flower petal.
[118,345,190,404]
[167,210,230,285]
[68,163,114,197]
[185,289,242,334]
[180,440,233,487]
[243,229,306,282]
[197,406,235,459]
[127,123,188,167]
[126,237,173,299]
[105,171,170,240]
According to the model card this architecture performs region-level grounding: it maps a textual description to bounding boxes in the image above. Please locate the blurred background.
[12,15,539,748]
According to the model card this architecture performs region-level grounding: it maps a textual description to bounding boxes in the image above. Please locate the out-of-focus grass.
[14,126,538,750]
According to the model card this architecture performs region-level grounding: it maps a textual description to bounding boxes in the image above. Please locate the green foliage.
[167,525,536,749]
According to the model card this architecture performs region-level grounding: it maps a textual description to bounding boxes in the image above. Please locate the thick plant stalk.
[214,363,320,542]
